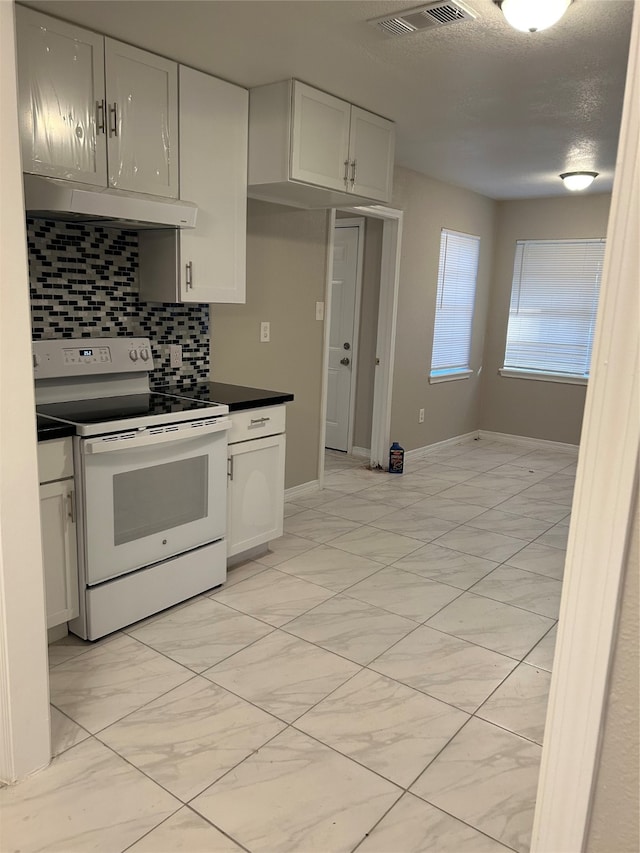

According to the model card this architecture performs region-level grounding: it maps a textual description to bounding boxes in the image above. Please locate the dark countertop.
[161,381,294,412]
[37,415,75,442]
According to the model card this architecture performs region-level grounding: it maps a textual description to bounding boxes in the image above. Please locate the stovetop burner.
[37,392,217,426]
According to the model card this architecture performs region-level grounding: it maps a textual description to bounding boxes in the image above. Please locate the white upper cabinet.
[248,79,395,208]
[16,6,107,185]
[348,106,395,203]
[290,84,352,192]
[104,39,178,198]
[16,7,178,199]
[138,66,248,304]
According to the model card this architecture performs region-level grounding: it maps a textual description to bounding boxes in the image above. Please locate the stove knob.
[140,348,149,361]
[129,350,138,362]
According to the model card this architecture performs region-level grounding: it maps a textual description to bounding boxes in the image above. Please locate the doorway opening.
[324,217,366,456]
[319,205,403,485]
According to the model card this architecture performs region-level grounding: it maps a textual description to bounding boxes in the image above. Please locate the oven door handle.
[82,418,231,454]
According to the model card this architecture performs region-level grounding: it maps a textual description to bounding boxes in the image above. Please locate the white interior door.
[325,224,361,452]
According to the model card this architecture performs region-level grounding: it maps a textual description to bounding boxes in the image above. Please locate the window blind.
[430,229,480,377]
[504,239,605,378]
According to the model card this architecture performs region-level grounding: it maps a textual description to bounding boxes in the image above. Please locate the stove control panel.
[64,345,112,366]
[33,337,155,380]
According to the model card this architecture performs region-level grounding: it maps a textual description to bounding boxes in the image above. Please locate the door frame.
[319,205,403,483]
[531,8,639,850]
[327,217,365,454]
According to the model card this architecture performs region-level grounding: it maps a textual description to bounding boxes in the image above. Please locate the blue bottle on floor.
[389,442,404,474]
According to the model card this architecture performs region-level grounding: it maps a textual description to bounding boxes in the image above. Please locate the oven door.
[78,418,230,585]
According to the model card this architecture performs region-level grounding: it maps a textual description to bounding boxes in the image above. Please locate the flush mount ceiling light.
[560,171,599,191]
[496,0,572,33]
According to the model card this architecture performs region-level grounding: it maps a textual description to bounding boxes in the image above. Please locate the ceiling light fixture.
[560,171,599,191]
[496,0,572,33]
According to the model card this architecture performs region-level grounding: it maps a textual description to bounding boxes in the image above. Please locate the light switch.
[316,301,325,321]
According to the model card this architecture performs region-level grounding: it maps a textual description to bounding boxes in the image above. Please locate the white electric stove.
[34,337,231,640]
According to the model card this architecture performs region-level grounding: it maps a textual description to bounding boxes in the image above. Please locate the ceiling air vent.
[370,1,477,36]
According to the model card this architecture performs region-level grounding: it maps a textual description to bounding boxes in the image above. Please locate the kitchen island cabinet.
[248,79,395,208]
[16,6,178,198]
[37,437,79,629]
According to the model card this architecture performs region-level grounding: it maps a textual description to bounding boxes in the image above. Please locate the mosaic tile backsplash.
[27,218,210,387]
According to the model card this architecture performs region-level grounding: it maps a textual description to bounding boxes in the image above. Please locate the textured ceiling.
[22,0,634,199]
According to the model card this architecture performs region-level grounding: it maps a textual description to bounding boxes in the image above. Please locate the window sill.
[499,368,588,386]
[429,370,473,385]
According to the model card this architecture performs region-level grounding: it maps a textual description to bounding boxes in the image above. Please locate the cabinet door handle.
[227,456,234,481]
[250,417,271,426]
[67,491,75,524]
[185,261,193,290]
[343,159,350,188]
[350,159,357,186]
[109,102,118,137]
[96,99,106,135]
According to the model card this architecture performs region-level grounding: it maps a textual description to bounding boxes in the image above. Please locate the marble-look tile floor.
[0,438,576,853]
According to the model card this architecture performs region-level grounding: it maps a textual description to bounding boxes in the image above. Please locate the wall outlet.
[418,408,425,423]
[169,344,183,368]
[260,321,270,342]
[316,301,325,321]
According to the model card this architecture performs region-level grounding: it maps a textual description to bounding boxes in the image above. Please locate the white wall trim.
[532,7,640,851]
[319,205,404,478]
[428,369,473,384]
[0,1,52,784]
[333,217,365,455]
[284,480,321,501]
[478,430,579,453]
[404,431,479,462]
[499,367,588,386]
[404,430,580,466]
[318,210,337,490]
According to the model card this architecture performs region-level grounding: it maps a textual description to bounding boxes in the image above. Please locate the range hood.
[23,174,198,230]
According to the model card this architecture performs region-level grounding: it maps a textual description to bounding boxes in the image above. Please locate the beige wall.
[214,184,611,489]
[390,166,496,450]
[586,492,639,853]
[210,199,329,489]
[480,194,612,444]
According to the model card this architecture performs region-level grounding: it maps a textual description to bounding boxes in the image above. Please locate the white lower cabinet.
[37,440,79,628]
[226,408,286,559]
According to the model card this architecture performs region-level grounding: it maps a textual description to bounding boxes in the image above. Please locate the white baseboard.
[284,480,321,501]
[405,431,479,462]
[350,446,370,458]
[478,430,579,453]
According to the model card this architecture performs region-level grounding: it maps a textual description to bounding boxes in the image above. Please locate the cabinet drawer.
[227,405,286,444]
[38,437,74,483]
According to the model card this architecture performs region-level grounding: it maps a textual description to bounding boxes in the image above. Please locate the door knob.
[343,342,351,350]
[340,357,350,366]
